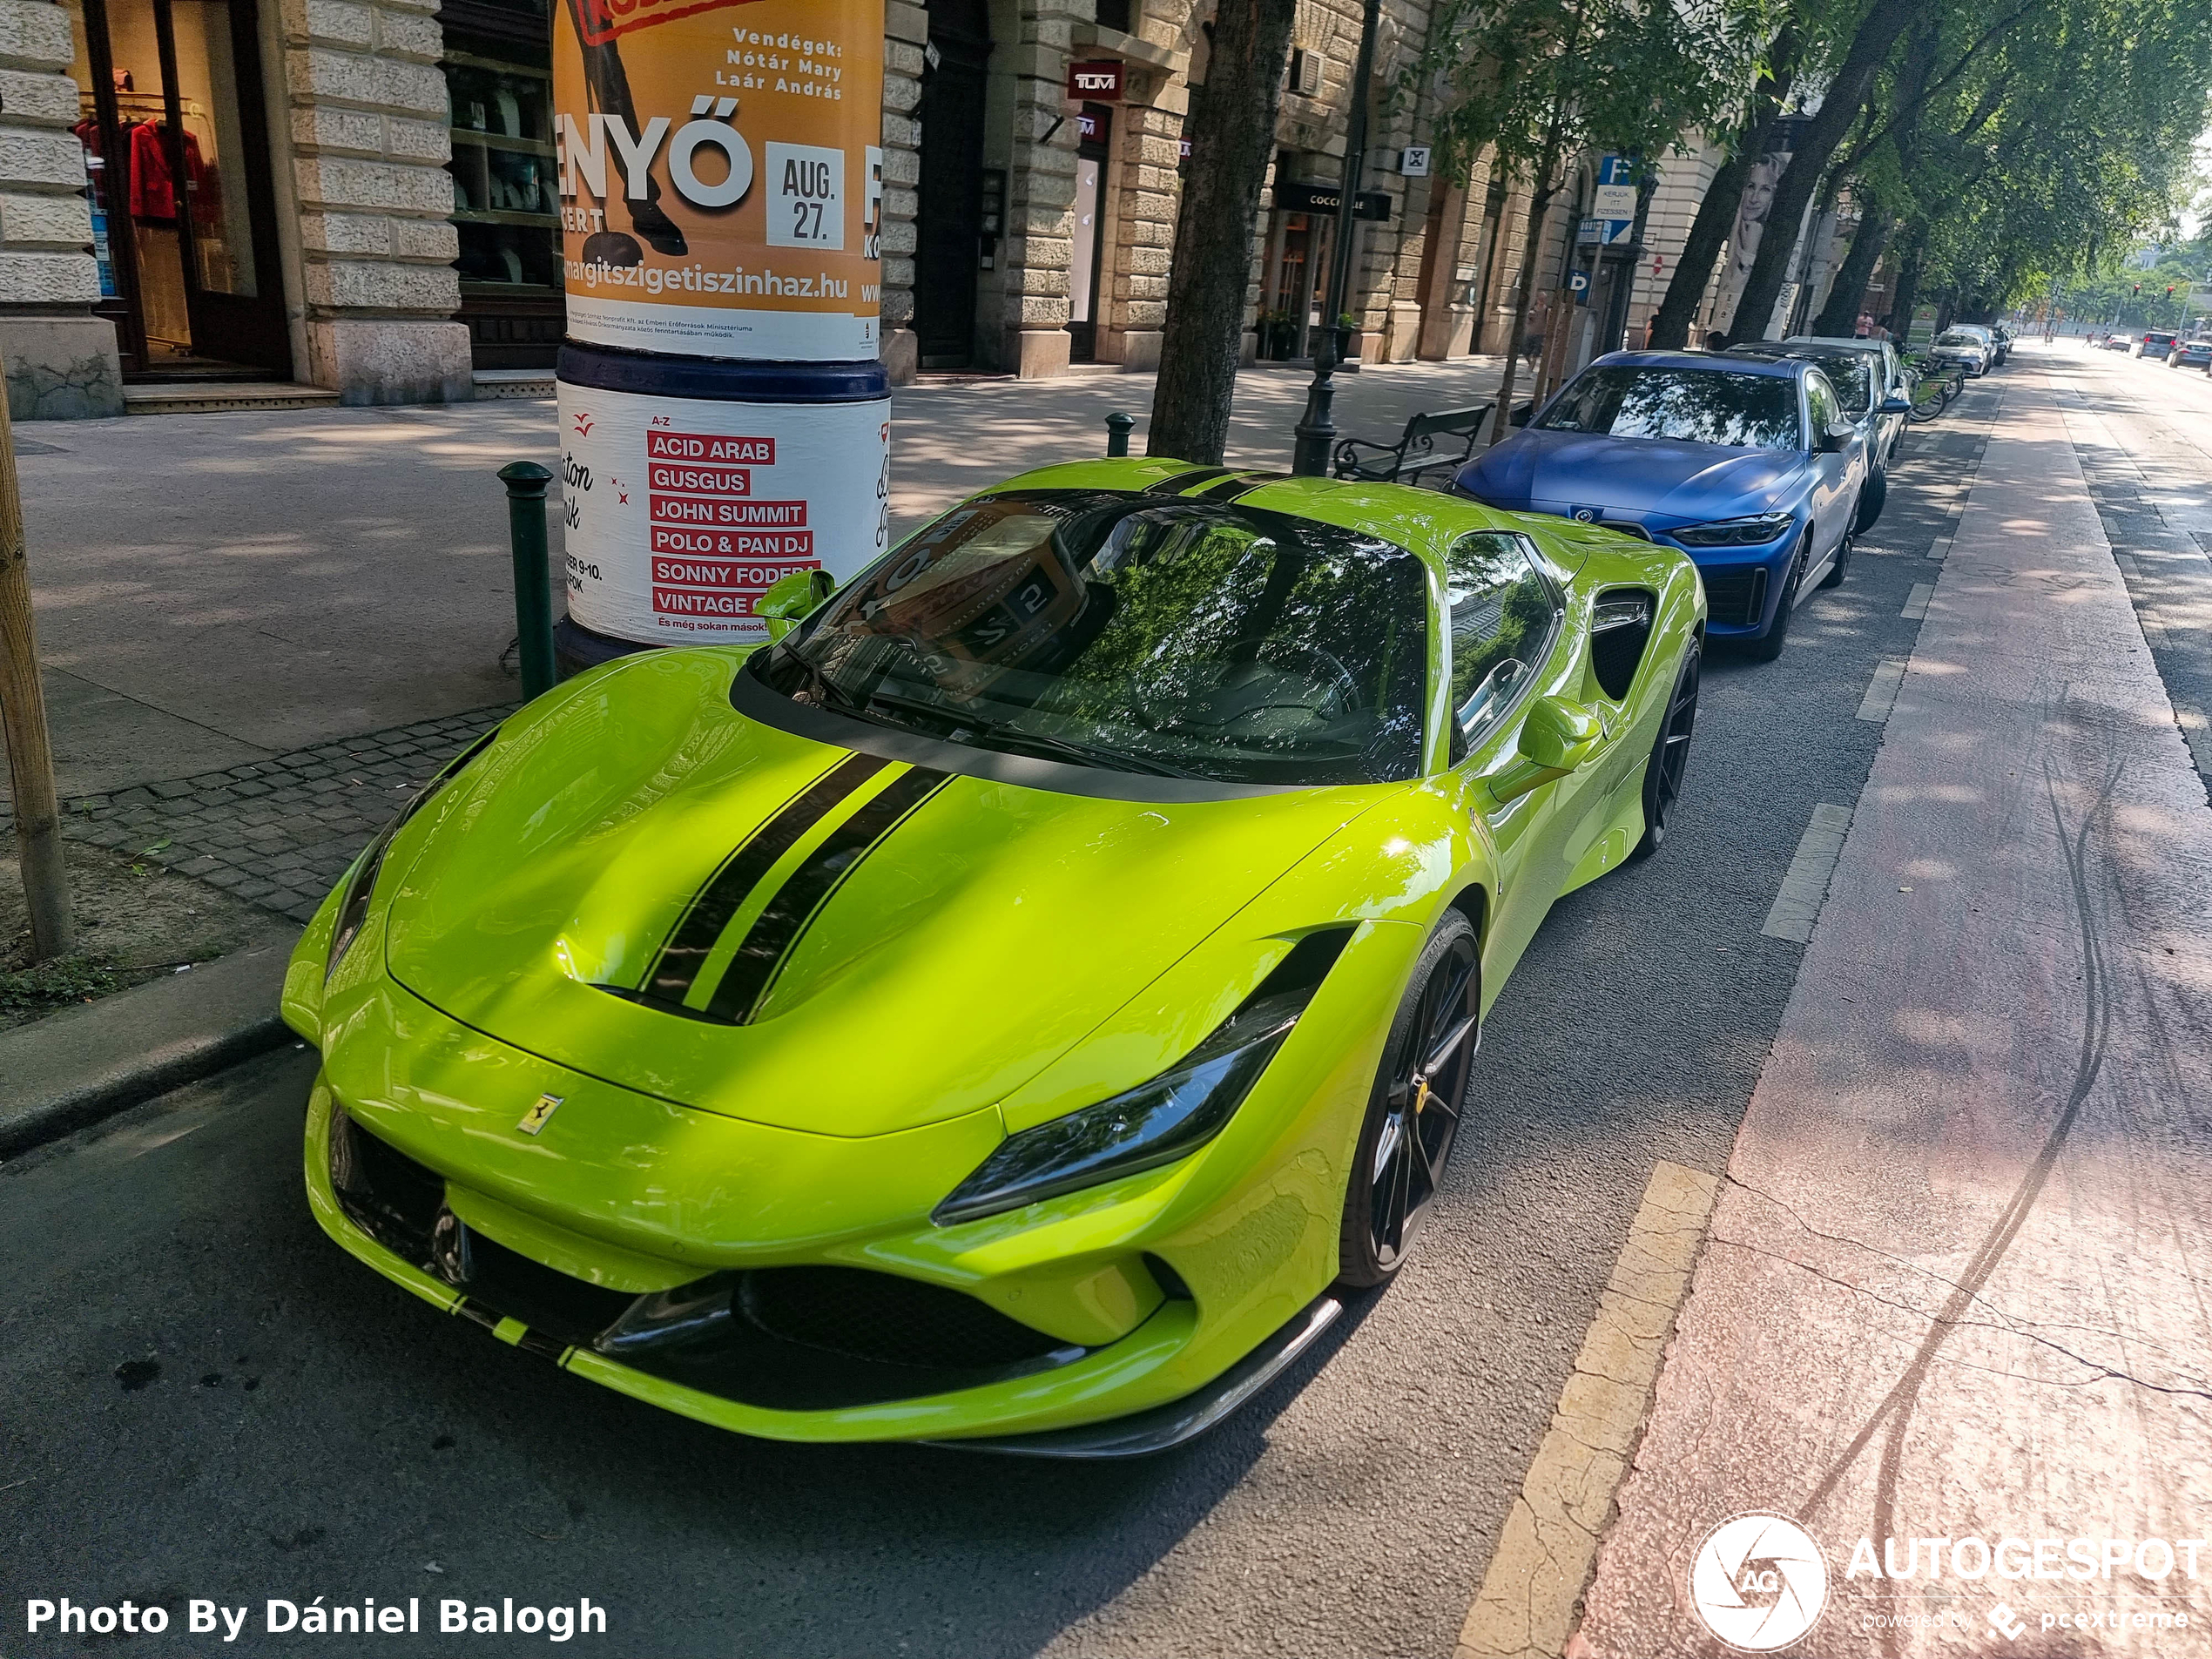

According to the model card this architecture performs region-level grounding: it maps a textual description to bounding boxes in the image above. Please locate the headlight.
[327,728,500,981]
[932,928,1352,1226]
[1670,511,1795,547]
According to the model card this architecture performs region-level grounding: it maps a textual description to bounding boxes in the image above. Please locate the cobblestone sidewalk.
[60,705,517,925]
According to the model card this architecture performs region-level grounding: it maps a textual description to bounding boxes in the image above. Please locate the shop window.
[442,0,562,369]
[62,0,289,378]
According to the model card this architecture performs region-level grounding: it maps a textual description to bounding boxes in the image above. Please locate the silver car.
[1927,328,1992,376]
[1786,335,1912,464]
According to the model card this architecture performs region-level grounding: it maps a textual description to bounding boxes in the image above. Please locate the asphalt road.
[1,374,2027,1659]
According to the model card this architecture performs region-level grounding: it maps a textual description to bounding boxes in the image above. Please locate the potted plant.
[1336,311,1364,370]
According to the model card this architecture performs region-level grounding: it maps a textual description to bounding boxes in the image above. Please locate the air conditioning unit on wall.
[1286,48,1322,96]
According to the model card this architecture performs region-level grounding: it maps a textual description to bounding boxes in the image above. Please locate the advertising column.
[552,0,888,663]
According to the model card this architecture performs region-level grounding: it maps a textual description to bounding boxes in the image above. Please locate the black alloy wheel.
[1746,532,1807,661]
[1339,913,1480,1288]
[1820,524,1855,590]
[1634,639,1701,857]
[1852,468,1888,534]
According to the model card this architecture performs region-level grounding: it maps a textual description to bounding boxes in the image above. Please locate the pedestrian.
[1855,311,1873,338]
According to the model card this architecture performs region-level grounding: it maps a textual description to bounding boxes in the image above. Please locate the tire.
[1633,637,1700,858]
[1852,469,1888,534]
[1745,534,1807,662]
[1338,912,1480,1289]
[1819,527,1853,590]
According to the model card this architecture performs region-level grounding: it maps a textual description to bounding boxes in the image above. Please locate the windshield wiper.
[859,686,1204,778]
[774,646,881,722]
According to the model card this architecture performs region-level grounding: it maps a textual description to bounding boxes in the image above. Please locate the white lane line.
[1901,581,1935,619]
[1857,657,1908,723]
[1453,1162,1720,1659]
[1762,802,1853,943]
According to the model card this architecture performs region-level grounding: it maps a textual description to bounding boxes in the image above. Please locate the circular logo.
[1573,507,1598,522]
[1689,1513,1829,1651]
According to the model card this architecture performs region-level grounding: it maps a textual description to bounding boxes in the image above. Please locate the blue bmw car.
[1453,352,1871,659]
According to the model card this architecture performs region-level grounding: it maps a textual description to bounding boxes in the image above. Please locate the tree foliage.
[1415,0,1767,435]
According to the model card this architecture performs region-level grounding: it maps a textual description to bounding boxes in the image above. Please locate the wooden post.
[0,359,73,961]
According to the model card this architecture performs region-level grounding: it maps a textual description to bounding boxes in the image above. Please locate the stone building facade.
[0,0,1559,417]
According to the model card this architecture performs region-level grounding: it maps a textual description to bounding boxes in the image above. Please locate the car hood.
[382,651,1386,1139]
[1458,427,1808,520]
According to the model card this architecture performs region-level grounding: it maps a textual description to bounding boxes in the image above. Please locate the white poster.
[556,380,891,645]
[1710,149,1789,337]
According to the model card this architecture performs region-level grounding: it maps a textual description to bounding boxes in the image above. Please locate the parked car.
[1453,351,1869,661]
[1988,323,2015,364]
[2103,333,2136,351]
[2134,330,2180,360]
[285,459,1710,1454]
[1785,333,1911,425]
[2168,337,2212,369]
[1926,328,1993,376]
[1728,341,1909,531]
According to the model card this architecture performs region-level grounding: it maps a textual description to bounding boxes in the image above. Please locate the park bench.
[1332,402,1495,488]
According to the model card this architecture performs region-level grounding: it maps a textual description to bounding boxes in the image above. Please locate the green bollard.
[1104,411,1134,457]
[499,460,557,699]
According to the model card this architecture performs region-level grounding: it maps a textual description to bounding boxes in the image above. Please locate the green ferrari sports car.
[283,457,1704,1454]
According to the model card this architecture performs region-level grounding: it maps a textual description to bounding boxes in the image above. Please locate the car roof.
[1727,342,1864,368]
[1595,349,1804,378]
[1785,335,1888,352]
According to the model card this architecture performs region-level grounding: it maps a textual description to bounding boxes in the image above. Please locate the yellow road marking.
[1453,1161,1719,1659]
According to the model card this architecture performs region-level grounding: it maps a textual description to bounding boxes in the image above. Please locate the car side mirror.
[1878,395,1912,415]
[756,568,836,640]
[1816,427,1851,455]
[1488,695,1603,805]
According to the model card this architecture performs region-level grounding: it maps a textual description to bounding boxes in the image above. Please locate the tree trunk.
[1647,30,1797,350]
[1886,224,1925,340]
[1810,206,1892,337]
[1723,0,1919,347]
[1481,120,1568,448]
[1148,0,1298,464]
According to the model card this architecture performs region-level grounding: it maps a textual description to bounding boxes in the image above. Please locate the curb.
[0,927,300,1159]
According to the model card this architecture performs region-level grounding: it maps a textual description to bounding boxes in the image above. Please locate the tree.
[1646,24,1799,348]
[1149,0,1300,465]
[1723,0,1922,343]
[1420,0,1759,441]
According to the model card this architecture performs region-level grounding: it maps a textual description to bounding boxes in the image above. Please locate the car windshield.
[1730,350,1870,411]
[1537,366,1800,449]
[1797,354,1870,409]
[1935,331,1981,347]
[757,489,1429,786]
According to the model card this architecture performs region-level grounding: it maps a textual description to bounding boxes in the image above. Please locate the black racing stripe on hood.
[1143,467,1233,496]
[641,751,889,1005]
[704,765,949,1024]
[1199,471,1288,501]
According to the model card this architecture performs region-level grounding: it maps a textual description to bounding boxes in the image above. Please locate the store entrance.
[1063,102,1110,363]
[914,0,991,370]
[65,0,290,380]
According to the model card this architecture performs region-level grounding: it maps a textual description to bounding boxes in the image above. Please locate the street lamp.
[1291,0,1383,477]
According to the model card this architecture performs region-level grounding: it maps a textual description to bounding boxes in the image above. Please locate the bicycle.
[1901,357,1965,422]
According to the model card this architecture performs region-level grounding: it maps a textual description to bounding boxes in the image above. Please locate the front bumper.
[296,954,1382,1447]
[304,1079,1313,1447]
[1655,534,1798,637]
